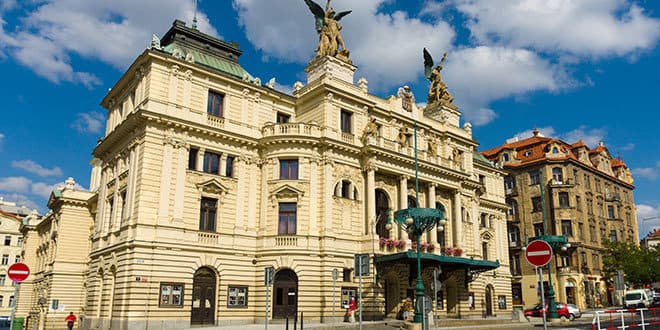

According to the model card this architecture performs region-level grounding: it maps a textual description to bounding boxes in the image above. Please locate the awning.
[374,251,500,273]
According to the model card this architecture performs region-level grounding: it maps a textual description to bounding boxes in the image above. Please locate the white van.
[624,289,653,308]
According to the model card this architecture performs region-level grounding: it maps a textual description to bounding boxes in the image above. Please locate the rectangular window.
[279,159,299,180]
[585,174,591,188]
[561,220,573,237]
[558,192,570,208]
[203,151,221,175]
[343,268,352,282]
[575,196,581,211]
[120,191,127,224]
[573,169,580,184]
[8,296,13,307]
[529,171,540,185]
[607,205,615,219]
[207,91,224,117]
[108,197,115,227]
[0,296,3,306]
[278,203,297,235]
[276,112,291,123]
[589,225,596,242]
[3,236,10,246]
[199,198,217,232]
[592,254,600,271]
[159,282,184,307]
[1,255,8,265]
[482,242,488,260]
[225,156,235,177]
[587,199,594,215]
[578,223,584,240]
[498,295,507,310]
[504,176,516,190]
[17,238,22,247]
[188,148,198,170]
[340,110,352,133]
[0,275,5,286]
[532,197,542,212]
[14,256,20,264]
[534,223,544,237]
[610,229,617,242]
[227,286,248,308]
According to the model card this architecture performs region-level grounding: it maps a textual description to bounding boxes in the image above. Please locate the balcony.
[262,122,323,139]
[548,178,575,188]
[605,193,622,202]
[198,232,219,245]
[558,266,578,275]
[505,186,519,196]
[275,235,298,247]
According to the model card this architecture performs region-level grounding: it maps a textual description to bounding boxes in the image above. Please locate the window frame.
[203,151,221,175]
[1,254,8,265]
[225,156,235,178]
[558,192,570,208]
[227,285,249,308]
[3,236,10,246]
[279,159,299,180]
[188,148,199,170]
[159,282,184,308]
[278,202,297,235]
[199,197,218,232]
[207,90,225,117]
[529,171,540,185]
[561,220,573,237]
[340,110,352,134]
[276,112,291,124]
[532,197,542,212]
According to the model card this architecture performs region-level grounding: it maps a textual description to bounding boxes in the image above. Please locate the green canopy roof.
[375,251,500,273]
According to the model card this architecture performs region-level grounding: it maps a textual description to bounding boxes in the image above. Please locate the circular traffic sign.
[525,240,553,267]
[7,263,30,283]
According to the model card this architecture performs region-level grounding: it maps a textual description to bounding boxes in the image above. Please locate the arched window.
[375,189,390,239]
[334,180,359,200]
[552,167,563,183]
[407,196,417,208]
[502,153,510,162]
[552,146,559,154]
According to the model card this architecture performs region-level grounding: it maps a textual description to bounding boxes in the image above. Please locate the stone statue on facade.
[398,125,412,147]
[397,85,415,112]
[427,137,438,157]
[361,117,378,144]
[423,48,454,106]
[304,0,352,61]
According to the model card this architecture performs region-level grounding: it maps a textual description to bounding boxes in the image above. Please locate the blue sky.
[0,0,659,236]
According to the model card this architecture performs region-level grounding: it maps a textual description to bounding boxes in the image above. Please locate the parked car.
[624,289,653,308]
[567,303,582,319]
[524,302,572,320]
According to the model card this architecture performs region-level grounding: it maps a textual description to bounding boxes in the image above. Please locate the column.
[323,157,334,235]
[428,184,437,245]
[234,157,245,233]
[399,176,409,241]
[220,154,228,176]
[196,148,205,172]
[453,190,462,247]
[366,165,376,236]
[173,145,186,221]
[308,158,319,236]
[158,141,173,223]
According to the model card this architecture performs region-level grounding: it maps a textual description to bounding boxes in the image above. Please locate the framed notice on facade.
[159,282,184,307]
[498,295,507,309]
[468,292,475,310]
[341,287,357,308]
[227,286,248,308]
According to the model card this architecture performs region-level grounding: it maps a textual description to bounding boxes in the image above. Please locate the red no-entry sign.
[525,240,553,267]
[7,263,30,283]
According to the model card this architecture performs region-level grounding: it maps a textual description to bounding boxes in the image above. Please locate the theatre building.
[20,17,512,329]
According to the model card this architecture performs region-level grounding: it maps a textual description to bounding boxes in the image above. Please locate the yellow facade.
[20,20,513,329]
[0,204,25,320]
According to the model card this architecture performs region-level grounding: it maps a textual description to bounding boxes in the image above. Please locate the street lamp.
[389,116,446,324]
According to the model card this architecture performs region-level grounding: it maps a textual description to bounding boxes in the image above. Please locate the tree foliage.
[602,241,660,287]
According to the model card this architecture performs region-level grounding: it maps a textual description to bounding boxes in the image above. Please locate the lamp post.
[389,118,446,324]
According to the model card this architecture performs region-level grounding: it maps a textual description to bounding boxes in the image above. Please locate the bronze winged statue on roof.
[304,0,352,60]
[423,48,453,105]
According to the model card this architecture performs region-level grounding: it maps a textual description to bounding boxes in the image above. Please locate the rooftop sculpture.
[423,48,454,106]
[304,0,352,62]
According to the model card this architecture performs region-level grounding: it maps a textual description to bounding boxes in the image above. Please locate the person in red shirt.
[65,312,76,330]
[348,297,357,323]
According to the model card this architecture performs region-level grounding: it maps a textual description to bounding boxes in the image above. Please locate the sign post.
[332,268,338,325]
[354,254,369,330]
[525,240,553,330]
[264,266,274,330]
[8,263,30,330]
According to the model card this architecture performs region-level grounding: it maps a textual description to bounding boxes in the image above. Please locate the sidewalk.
[180,319,535,330]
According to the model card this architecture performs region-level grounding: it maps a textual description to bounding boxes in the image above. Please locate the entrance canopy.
[374,251,499,273]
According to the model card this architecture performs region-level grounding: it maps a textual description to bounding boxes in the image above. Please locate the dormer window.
[524,150,533,157]
[502,153,510,162]
[552,147,559,154]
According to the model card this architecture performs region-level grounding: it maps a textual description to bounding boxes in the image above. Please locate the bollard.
[294,312,298,329]
[286,316,289,330]
[301,312,304,329]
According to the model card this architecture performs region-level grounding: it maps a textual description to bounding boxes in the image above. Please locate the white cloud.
[560,125,606,147]
[0,132,4,143]
[620,143,636,151]
[511,126,557,140]
[11,160,63,177]
[0,177,31,193]
[0,0,218,85]
[445,46,562,125]
[453,0,660,58]
[0,0,17,12]
[632,161,660,181]
[30,182,56,199]
[233,0,455,91]
[72,112,105,134]
[0,193,40,211]
[637,203,660,236]
[420,0,449,17]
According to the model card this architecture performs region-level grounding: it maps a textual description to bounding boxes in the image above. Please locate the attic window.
[552,147,559,154]
[524,150,533,157]
[502,153,510,162]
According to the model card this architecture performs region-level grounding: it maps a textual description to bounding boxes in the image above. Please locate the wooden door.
[191,267,216,325]
[273,269,298,319]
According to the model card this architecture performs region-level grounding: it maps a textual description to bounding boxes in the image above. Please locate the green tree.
[602,241,660,287]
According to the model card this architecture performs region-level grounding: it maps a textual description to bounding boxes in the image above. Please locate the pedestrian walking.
[65,312,76,330]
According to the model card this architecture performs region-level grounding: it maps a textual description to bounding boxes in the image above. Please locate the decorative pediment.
[269,184,305,204]
[196,178,229,196]
[481,230,494,240]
